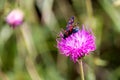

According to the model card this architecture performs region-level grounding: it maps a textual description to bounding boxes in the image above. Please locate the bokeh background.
[0,0,120,80]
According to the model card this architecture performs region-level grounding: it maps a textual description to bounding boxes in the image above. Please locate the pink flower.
[57,25,96,62]
[6,9,24,28]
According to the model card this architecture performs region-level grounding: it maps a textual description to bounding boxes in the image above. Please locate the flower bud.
[6,9,24,28]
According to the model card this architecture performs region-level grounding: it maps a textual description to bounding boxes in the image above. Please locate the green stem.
[78,59,85,80]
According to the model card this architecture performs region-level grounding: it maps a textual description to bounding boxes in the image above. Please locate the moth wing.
[66,16,74,30]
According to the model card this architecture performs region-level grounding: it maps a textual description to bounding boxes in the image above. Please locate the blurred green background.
[0,0,120,80]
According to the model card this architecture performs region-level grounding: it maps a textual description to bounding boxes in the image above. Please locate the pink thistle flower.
[57,25,96,62]
[6,9,24,28]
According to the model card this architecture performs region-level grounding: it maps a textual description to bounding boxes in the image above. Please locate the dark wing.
[72,22,79,33]
[66,16,74,31]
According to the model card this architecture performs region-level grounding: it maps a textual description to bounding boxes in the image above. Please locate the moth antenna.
[75,22,79,26]
[73,22,79,28]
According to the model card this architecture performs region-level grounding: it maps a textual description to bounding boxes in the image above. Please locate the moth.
[63,16,79,39]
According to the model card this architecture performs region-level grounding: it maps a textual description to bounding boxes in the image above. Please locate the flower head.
[57,25,96,62]
[6,9,24,28]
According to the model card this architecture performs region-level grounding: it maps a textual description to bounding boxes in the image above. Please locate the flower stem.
[78,59,85,80]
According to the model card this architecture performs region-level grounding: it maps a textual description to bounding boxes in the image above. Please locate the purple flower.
[6,9,24,28]
[57,25,96,62]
